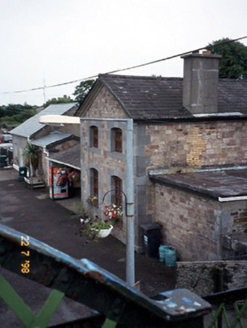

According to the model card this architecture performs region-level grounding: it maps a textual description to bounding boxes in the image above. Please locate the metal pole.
[126,119,135,286]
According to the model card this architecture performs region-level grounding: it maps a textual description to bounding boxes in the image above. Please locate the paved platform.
[0,168,176,327]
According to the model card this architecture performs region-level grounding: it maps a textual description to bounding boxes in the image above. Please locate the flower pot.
[95,225,113,238]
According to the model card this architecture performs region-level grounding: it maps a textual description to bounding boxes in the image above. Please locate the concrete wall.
[176,261,247,296]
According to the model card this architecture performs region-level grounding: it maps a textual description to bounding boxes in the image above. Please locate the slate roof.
[150,169,247,199]
[48,144,80,169]
[93,74,247,120]
[31,133,73,148]
[10,103,78,138]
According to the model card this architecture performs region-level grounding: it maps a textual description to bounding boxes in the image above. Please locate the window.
[90,168,98,206]
[111,128,122,153]
[112,176,122,206]
[90,126,98,148]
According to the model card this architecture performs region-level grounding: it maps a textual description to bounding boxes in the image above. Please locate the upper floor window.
[112,176,122,206]
[90,126,98,148]
[111,128,122,153]
[90,168,98,206]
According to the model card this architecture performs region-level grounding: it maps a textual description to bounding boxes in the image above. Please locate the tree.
[43,95,74,108]
[73,80,95,104]
[207,38,247,79]
[0,104,36,128]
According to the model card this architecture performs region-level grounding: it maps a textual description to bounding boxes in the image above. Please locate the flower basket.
[68,170,80,184]
[92,225,113,238]
[103,204,123,225]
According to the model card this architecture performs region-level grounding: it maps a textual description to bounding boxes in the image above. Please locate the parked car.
[0,134,13,143]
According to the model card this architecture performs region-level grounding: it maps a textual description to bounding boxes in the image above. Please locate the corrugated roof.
[93,74,247,120]
[31,133,73,147]
[10,103,78,138]
[48,144,80,169]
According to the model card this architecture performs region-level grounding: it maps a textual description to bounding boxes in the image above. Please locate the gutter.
[218,196,247,202]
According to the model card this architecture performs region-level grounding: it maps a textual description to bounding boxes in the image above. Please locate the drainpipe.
[43,147,49,186]
[126,119,135,286]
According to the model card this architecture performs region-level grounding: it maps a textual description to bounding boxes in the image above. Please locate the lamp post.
[102,189,135,286]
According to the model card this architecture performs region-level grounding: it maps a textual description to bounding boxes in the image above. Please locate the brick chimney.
[181,52,222,114]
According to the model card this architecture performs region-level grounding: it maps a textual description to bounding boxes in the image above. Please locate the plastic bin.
[165,247,176,267]
[141,223,161,258]
[18,166,28,181]
[0,155,7,168]
[159,245,177,267]
[159,245,170,262]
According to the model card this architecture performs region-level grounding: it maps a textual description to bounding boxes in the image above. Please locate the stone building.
[11,103,79,183]
[78,52,247,260]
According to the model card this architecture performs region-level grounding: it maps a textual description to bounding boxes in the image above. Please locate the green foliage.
[23,142,39,176]
[207,38,247,79]
[43,96,74,108]
[0,103,36,128]
[73,80,95,104]
[73,202,112,244]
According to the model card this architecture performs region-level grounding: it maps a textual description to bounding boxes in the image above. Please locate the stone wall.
[154,183,222,261]
[49,138,79,152]
[81,85,247,253]
[81,118,130,245]
[84,86,129,119]
[145,121,247,170]
[176,261,247,296]
[81,87,151,250]
[153,182,247,261]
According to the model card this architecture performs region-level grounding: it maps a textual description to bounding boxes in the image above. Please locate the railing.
[0,224,211,328]
[203,288,247,328]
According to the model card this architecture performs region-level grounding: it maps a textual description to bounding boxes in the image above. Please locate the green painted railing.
[0,225,211,327]
[203,288,247,328]
[0,274,64,328]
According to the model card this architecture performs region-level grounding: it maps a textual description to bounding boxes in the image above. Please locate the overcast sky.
[1,0,247,106]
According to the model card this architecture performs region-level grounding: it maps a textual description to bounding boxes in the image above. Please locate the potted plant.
[77,214,113,243]
[103,204,123,226]
[23,142,38,177]
[75,197,116,244]
[68,170,80,187]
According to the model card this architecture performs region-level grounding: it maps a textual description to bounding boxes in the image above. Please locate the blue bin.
[165,248,176,267]
[159,245,170,262]
[159,245,176,267]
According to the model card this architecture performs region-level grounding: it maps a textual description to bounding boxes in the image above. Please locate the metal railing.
[0,224,211,328]
[203,288,247,328]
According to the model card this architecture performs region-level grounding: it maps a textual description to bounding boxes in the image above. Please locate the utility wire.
[1,36,247,95]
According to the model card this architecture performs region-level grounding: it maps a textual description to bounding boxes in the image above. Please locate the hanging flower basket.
[103,204,123,225]
[67,170,81,188]
[92,225,113,238]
